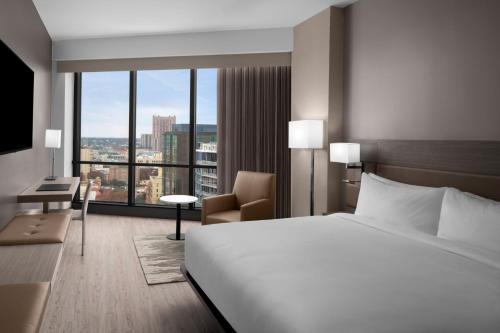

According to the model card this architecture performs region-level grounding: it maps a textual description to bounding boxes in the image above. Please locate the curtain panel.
[217,66,291,218]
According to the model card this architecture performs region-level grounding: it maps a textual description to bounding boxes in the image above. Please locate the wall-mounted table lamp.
[289,120,324,216]
[45,129,62,181]
[330,142,362,184]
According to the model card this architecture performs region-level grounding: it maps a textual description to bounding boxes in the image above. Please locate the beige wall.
[291,7,344,216]
[0,0,52,227]
[344,0,500,141]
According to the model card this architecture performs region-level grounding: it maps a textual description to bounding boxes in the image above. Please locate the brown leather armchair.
[201,171,276,225]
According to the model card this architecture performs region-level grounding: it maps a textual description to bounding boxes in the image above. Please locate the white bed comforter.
[185,213,500,333]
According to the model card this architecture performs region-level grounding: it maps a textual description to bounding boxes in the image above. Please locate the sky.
[81,68,217,138]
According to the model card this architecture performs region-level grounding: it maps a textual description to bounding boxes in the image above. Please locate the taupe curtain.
[217,66,291,218]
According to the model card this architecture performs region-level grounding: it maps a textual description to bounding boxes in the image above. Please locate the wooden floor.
[40,214,222,333]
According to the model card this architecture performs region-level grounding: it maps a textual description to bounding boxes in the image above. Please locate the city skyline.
[80,120,216,141]
[79,127,217,205]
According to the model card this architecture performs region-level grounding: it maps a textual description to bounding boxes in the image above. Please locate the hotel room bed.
[185,213,500,333]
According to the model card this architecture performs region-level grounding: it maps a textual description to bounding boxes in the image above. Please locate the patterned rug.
[133,235,186,285]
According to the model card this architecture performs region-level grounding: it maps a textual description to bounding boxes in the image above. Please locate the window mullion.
[188,69,197,208]
[72,73,82,203]
[128,71,137,206]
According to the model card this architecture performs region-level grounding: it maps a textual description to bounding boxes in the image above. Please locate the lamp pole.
[310,149,315,216]
[45,148,56,181]
[51,147,55,178]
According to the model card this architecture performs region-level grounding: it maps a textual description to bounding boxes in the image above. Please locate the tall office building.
[163,124,216,163]
[195,142,218,201]
[140,133,152,149]
[163,124,188,164]
[152,115,176,152]
[163,124,217,196]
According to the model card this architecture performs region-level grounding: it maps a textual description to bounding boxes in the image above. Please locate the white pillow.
[369,173,429,189]
[437,188,500,253]
[356,173,445,234]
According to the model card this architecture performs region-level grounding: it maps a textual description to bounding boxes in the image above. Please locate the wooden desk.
[17,177,80,213]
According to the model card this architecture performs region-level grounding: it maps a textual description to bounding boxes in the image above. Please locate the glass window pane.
[195,69,218,207]
[136,70,191,165]
[80,164,128,203]
[80,72,130,162]
[135,166,189,205]
[195,69,217,166]
[194,167,218,207]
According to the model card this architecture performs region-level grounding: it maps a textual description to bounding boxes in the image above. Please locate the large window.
[74,69,218,211]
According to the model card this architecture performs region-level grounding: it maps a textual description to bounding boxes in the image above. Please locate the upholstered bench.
[0,213,71,245]
[0,282,50,333]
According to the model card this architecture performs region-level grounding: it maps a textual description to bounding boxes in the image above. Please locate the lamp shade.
[288,120,324,149]
[45,129,61,149]
[330,143,360,163]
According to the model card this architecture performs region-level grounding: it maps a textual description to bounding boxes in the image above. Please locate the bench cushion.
[0,213,71,245]
[0,282,50,333]
[16,208,73,217]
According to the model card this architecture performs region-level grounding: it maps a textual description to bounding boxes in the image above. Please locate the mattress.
[185,213,500,333]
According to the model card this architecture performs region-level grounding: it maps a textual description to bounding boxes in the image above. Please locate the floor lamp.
[289,120,324,216]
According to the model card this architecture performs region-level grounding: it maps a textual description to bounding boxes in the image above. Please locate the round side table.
[159,195,198,241]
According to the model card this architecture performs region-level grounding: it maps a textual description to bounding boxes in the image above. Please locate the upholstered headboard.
[343,140,500,211]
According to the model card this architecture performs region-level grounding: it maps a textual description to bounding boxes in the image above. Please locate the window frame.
[72,69,216,219]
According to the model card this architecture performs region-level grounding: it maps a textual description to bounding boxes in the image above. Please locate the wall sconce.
[330,142,363,184]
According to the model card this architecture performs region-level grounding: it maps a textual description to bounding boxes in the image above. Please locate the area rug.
[133,235,186,285]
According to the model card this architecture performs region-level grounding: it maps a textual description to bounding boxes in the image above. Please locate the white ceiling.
[33,0,356,41]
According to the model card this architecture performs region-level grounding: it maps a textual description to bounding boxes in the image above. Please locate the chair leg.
[81,217,85,256]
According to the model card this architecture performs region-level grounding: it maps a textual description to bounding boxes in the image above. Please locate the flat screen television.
[0,39,34,155]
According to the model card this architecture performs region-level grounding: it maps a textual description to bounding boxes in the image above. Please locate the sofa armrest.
[240,199,274,221]
[201,194,238,225]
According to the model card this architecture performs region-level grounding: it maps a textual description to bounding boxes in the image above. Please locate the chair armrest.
[201,194,238,225]
[240,199,274,221]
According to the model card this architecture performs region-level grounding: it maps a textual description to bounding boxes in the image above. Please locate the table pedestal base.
[167,233,185,241]
[168,203,184,241]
